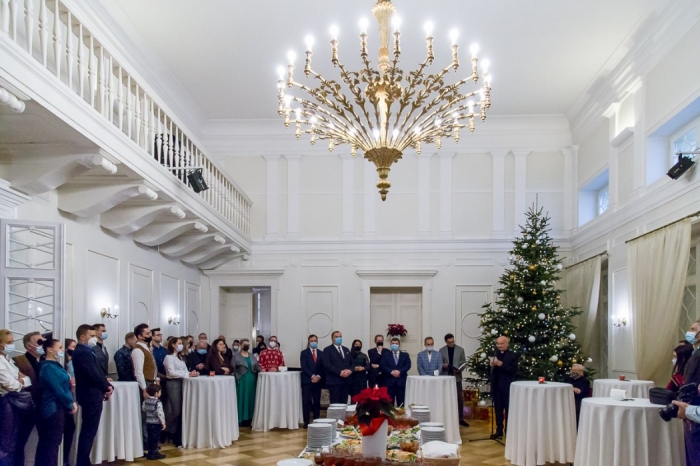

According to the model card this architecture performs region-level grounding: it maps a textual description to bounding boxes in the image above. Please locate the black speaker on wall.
[187,168,209,193]
[667,154,696,180]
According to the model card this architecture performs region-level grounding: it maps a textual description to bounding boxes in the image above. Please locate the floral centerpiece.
[352,386,397,459]
[386,323,408,337]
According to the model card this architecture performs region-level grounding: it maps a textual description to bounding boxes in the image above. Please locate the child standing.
[142,383,166,460]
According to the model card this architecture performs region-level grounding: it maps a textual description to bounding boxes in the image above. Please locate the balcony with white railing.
[0,0,251,238]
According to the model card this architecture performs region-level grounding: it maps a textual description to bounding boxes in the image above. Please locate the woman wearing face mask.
[164,338,198,448]
[232,338,259,427]
[0,328,32,466]
[206,338,233,375]
[349,339,369,397]
[667,343,694,394]
[35,338,77,466]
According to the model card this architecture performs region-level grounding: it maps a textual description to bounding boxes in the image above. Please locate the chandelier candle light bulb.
[276,0,492,200]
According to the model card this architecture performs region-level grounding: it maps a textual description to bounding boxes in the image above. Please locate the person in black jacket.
[300,334,324,427]
[72,324,113,466]
[367,334,386,388]
[322,331,353,404]
[565,364,590,428]
[489,336,518,439]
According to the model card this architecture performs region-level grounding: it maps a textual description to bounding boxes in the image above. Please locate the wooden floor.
[113,420,566,466]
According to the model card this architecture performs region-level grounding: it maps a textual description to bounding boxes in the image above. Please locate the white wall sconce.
[612,315,627,327]
[100,305,119,319]
[168,314,181,325]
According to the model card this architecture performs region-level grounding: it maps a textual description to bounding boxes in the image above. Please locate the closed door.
[370,288,422,375]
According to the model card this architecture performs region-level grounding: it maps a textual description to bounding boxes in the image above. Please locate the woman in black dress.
[349,339,369,397]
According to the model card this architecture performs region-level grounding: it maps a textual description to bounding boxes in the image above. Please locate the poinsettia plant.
[351,386,397,436]
[386,323,407,337]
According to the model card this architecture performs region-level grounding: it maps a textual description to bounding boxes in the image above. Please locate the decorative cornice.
[356,269,438,278]
[205,268,285,279]
[0,179,32,218]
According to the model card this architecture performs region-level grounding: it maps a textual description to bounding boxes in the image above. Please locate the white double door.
[369,287,422,375]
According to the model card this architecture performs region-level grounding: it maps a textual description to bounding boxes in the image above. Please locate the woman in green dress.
[232,338,259,427]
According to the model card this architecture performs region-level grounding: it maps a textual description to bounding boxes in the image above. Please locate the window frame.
[669,118,699,168]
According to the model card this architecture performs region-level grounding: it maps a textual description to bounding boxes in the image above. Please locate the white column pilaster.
[438,152,454,239]
[603,103,620,212]
[363,160,376,239]
[284,154,301,241]
[513,150,530,230]
[632,79,646,199]
[562,146,578,235]
[417,153,432,239]
[0,179,31,219]
[263,154,280,242]
[340,153,356,240]
[490,151,507,237]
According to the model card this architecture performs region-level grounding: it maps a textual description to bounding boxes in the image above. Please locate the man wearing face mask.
[368,334,385,388]
[417,337,443,376]
[380,338,411,407]
[565,364,590,427]
[131,323,158,400]
[681,320,700,466]
[13,331,44,404]
[114,332,137,381]
[187,340,209,375]
[72,324,113,466]
[92,323,110,377]
[300,334,324,427]
[323,331,353,403]
[258,336,286,372]
[232,339,241,354]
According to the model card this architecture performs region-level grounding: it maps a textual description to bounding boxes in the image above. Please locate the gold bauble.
[532,290,537,295]
[529,265,536,271]
[504,330,509,335]
[557,360,563,366]
[531,306,537,311]
[510,274,515,280]
[572,359,577,363]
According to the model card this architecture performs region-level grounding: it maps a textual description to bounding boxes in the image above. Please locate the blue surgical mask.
[334,337,343,346]
[36,346,45,356]
[197,349,207,355]
[101,332,108,340]
[57,351,65,359]
[391,344,399,352]
[310,342,318,349]
[686,331,698,345]
[177,344,184,352]
[2,343,16,353]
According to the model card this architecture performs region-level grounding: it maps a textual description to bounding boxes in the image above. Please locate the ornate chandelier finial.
[276,0,492,200]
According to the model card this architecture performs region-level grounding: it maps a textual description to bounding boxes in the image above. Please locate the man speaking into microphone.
[489,336,518,439]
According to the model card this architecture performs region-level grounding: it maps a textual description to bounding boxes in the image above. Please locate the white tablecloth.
[574,397,685,466]
[405,375,461,444]
[592,379,654,398]
[182,376,239,449]
[90,381,143,463]
[252,371,303,432]
[505,381,577,466]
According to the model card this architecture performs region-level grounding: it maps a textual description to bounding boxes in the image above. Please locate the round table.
[505,381,577,466]
[592,379,654,398]
[252,371,303,432]
[89,381,143,463]
[574,397,684,466]
[405,375,461,444]
[182,375,239,449]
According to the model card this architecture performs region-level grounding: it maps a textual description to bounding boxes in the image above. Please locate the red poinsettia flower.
[351,386,397,435]
[352,386,392,404]
[386,323,408,337]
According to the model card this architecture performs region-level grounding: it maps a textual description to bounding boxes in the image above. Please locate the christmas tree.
[468,206,593,389]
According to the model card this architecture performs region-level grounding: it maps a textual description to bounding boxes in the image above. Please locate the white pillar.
[631,79,646,199]
[562,146,578,235]
[363,160,376,239]
[603,103,619,212]
[340,153,355,240]
[439,152,455,239]
[284,154,301,241]
[513,150,530,231]
[417,152,432,239]
[490,151,507,237]
[263,154,280,242]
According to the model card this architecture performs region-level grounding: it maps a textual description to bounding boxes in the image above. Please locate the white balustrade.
[0,0,251,237]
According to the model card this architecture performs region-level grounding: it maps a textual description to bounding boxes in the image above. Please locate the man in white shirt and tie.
[417,337,443,376]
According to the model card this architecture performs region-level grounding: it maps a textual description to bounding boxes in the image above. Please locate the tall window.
[670,124,698,166]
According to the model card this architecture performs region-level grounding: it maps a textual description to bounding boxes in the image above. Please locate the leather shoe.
[459,420,470,427]
[490,432,503,440]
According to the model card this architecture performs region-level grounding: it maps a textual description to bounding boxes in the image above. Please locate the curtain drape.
[562,255,602,368]
[628,219,691,386]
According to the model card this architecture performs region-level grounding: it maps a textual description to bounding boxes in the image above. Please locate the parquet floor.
[113,420,568,466]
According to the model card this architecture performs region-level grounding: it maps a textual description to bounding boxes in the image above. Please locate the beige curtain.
[562,255,602,367]
[628,219,691,386]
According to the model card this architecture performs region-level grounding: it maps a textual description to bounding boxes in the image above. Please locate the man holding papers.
[440,333,469,427]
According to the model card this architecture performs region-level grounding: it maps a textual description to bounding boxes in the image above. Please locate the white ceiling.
[109,0,657,121]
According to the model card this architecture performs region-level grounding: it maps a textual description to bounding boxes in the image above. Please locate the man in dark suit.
[439,333,470,427]
[72,324,113,466]
[322,330,353,404]
[92,323,110,377]
[187,339,209,375]
[489,336,518,439]
[300,334,324,427]
[380,337,411,407]
[367,334,386,388]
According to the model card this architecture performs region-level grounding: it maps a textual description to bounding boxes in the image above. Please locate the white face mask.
[269,341,277,348]
[233,345,240,351]
[87,337,98,347]
[177,344,184,352]
[425,346,434,351]
[672,358,677,366]
[2,343,15,353]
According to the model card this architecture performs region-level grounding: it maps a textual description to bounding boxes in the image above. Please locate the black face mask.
[353,345,362,352]
[242,345,250,351]
[376,341,383,347]
[66,349,74,357]
[144,337,153,344]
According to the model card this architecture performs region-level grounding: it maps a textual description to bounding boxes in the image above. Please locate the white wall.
[12,190,211,375]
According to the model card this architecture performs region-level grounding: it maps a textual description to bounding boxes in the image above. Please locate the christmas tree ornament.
[491,329,498,336]
[540,280,547,286]
[538,313,546,320]
[532,290,537,295]
[531,306,538,311]
[478,400,486,407]
[587,358,593,363]
[517,297,524,304]
[557,360,563,366]
[569,333,576,340]
[550,355,558,362]
[557,264,563,270]
[480,352,487,359]
[529,264,536,271]
[523,244,529,249]
[528,335,536,343]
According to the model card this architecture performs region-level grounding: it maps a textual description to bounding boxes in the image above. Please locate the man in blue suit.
[380,337,411,407]
[300,334,324,427]
[417,336,443,376]
[322,330,353,404]
[72,324,113,466]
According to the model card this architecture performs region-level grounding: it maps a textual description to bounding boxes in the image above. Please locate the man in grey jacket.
[440,333,469,427]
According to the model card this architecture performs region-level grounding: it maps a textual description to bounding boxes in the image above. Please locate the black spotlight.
[187,168,209,193]
[667,154,696,180]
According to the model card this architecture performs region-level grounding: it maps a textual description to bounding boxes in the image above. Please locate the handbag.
[649,387,675,406]
[4,390,35,412]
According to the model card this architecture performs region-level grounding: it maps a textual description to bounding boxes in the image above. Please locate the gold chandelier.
[276,0,492,200]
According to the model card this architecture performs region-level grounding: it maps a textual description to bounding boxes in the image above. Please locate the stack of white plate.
[313,418,338,439]
[419,422,444,429]
[326,403,348,422]
[307,423,333,448]
[420,426,447,444]
[411,408,431,423]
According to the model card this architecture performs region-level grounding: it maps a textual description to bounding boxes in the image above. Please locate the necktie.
[312,349,316,363]
[394,352,399,365]
[337,346,343,357]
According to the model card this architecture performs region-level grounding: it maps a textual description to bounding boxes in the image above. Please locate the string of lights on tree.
[467,206,594,404]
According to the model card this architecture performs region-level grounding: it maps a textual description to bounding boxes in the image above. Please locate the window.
[578,169,609,226]
[670,124,698,167]
[596,185,609,216]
